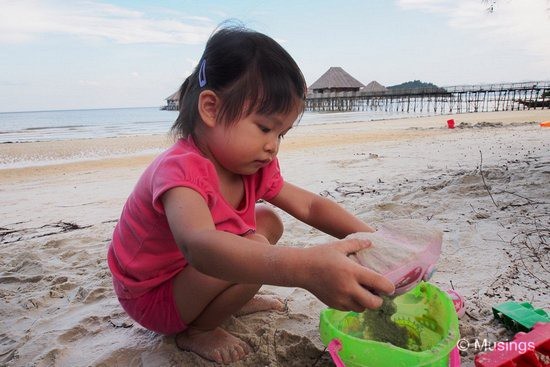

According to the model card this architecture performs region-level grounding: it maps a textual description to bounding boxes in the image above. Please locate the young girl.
[107,25,394,365]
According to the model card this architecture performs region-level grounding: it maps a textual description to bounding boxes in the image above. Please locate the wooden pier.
[305,81,550,114]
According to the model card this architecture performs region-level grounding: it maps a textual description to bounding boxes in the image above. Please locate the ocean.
[0,107,178,143]
[0,107,428,144]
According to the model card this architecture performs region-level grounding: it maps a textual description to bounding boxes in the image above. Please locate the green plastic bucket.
[319,282,460,367]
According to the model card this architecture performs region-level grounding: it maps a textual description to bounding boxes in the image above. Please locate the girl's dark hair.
[171,25,307,139]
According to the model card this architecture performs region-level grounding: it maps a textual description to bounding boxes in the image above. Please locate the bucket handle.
[328,339,346,367]
[449,347,461,367]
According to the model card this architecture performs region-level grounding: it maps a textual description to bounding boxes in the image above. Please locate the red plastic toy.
[474,322,550,367]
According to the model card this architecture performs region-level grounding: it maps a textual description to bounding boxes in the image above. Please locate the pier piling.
[305,81,550,114]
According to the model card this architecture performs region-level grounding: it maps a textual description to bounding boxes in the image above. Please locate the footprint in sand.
[49,276,78,294]
[273,330,321,365]
[57,324,90,343]
[5,253,43,275]
[57,315,104,343]
[36,347,64,366]
[0,333,19,365]
[83,287,110,304]
[69,286,110,304]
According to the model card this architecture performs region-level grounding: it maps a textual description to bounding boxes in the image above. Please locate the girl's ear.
[198,90,219,128]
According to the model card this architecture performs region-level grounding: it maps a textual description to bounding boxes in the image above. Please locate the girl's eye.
[259,125,271,133]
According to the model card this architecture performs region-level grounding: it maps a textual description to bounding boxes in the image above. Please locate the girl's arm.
[162,186,393,311]
[268,182,375,238]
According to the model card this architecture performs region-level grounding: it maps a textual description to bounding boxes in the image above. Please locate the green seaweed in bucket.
[319,282,460,367]
[393,317,423,351]
[362,296,410,349]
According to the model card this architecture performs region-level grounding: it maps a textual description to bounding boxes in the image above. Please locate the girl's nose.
[264,136,279,154]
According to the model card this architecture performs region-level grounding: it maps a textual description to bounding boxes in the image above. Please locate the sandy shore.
[1,110,548,366]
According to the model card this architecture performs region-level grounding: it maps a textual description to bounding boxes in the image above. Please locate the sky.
[1,0,549,112]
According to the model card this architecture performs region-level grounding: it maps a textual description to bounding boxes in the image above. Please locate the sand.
[1,110,548,366]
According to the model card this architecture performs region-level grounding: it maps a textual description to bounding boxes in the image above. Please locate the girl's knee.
[255,204,284,245]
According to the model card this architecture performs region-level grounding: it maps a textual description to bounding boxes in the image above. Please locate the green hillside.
[388,80,446,92]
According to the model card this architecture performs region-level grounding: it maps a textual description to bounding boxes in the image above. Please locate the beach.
[1,110,549,366]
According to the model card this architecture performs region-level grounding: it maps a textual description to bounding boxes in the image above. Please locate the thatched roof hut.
[363,81,388,94]
[162,90,180,110]
[309,67,364,94]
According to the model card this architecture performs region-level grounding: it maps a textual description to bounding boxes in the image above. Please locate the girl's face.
[205,104,301,177]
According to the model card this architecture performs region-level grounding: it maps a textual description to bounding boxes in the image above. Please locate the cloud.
[0,0,215,44]
[398,0,453,12]
[0,80,30,86]
[78,79,100,86]
[397,0,550,59]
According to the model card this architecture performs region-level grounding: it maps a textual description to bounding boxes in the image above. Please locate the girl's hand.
[299,239,395,312]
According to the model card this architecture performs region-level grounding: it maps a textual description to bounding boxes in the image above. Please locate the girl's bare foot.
[176,327,251,365]
[236,294,286,316]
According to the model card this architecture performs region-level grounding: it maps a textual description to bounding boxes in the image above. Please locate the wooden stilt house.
[308,67,365,94]
[162,91,180,110]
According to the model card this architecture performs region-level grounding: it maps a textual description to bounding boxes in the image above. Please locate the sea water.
[0,107,437,169]
[0,107,428,144]
[0,107,179,143]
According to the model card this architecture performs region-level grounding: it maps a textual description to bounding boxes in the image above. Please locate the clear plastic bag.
[348,219,443,295]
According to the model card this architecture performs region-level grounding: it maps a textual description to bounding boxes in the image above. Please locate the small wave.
[133,120,172,125]
[23,125,87,131]
[0,147,165,169]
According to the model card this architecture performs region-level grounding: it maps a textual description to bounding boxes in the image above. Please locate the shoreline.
[0,110,547,173]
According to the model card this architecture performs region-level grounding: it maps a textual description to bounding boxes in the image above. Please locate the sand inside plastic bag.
[348,220,443,350]
[349,219,442,276]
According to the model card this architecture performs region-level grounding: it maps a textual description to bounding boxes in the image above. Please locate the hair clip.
[198,59,207,88]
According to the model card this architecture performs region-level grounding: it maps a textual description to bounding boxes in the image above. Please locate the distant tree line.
[388,80,446,93]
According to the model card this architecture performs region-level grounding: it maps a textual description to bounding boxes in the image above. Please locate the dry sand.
[1,110,549,366]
